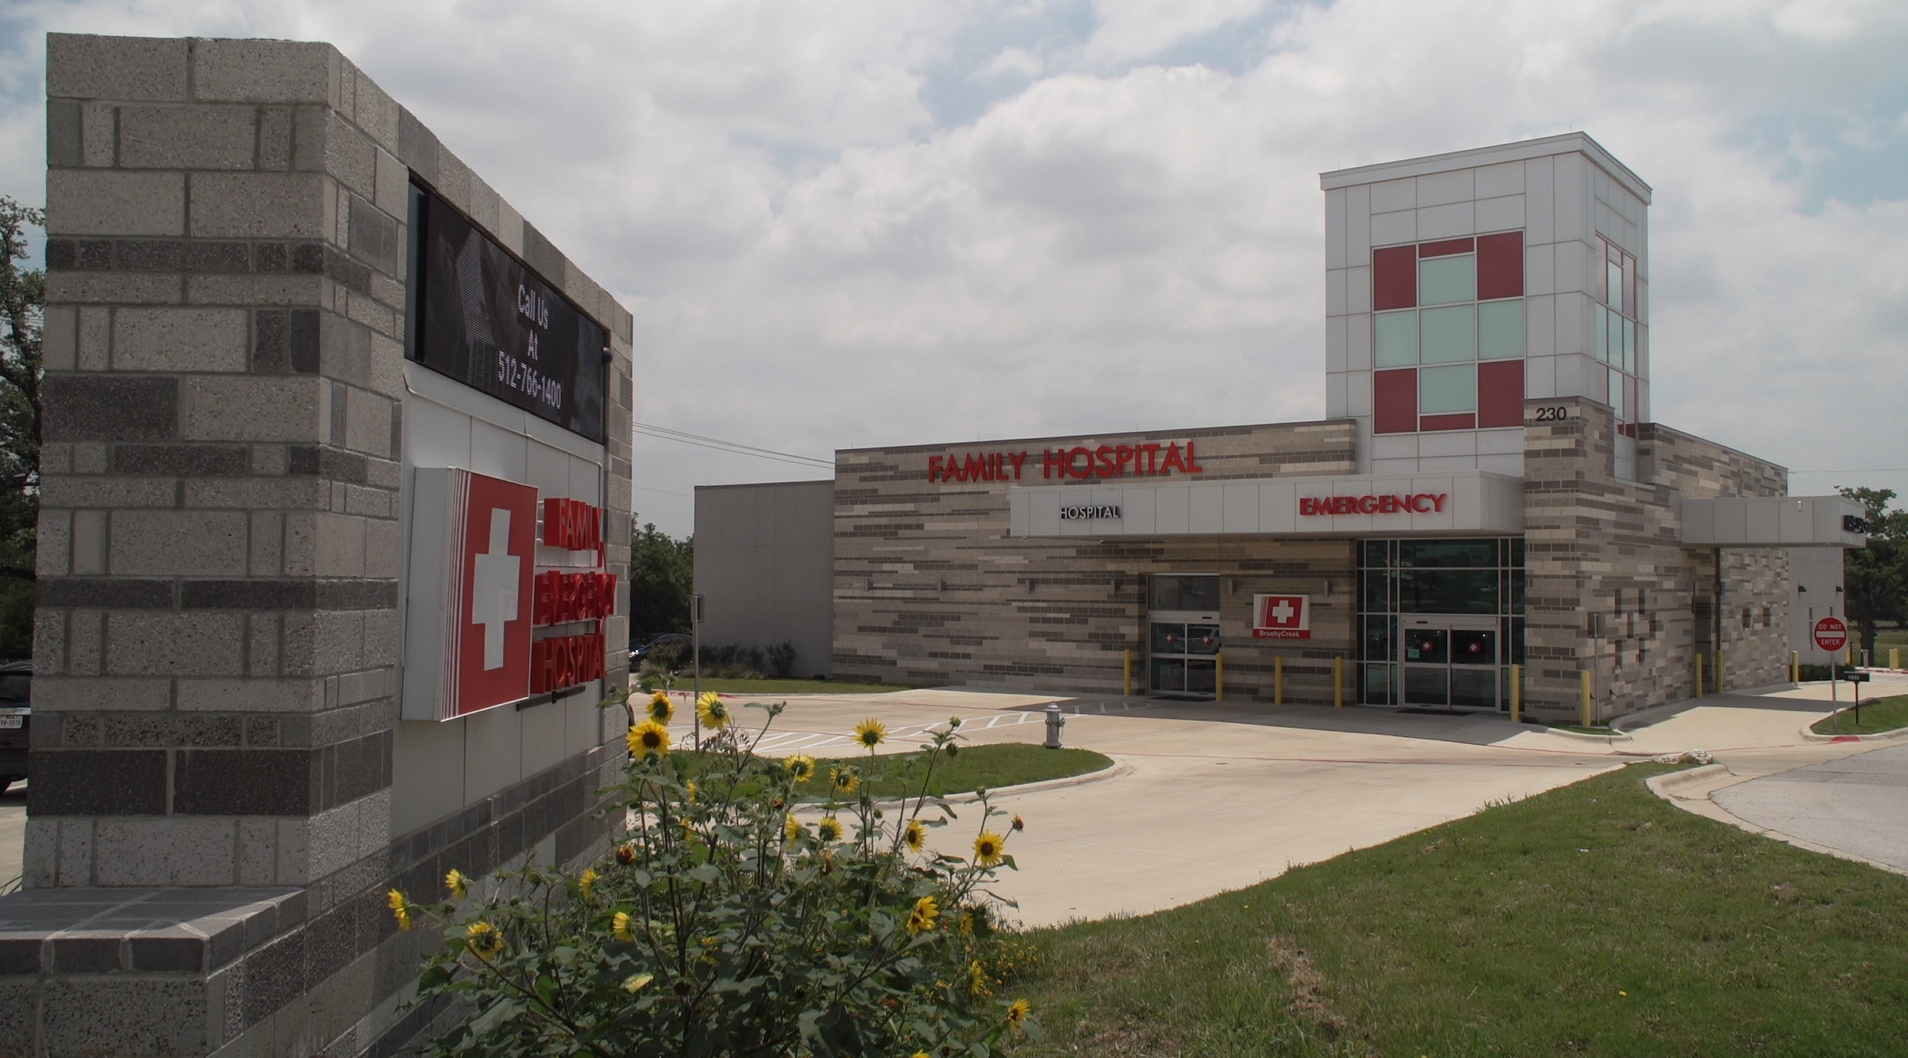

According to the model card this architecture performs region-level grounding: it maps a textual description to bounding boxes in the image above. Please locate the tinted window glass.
[1398,541,1498,568]
[1149,575,1219,612]
[0,675,26,702]
[1400,569,1500,614]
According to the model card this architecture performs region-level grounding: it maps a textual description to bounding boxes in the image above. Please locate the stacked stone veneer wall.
[9,34,634,1058]
[833,421,1361,699]
[1521,396,1788,719]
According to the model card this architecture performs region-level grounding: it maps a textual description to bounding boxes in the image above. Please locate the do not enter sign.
[1814,617,1848,653]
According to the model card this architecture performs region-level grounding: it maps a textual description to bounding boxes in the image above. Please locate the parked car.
[0,660,28,792]
[630,633,692,668]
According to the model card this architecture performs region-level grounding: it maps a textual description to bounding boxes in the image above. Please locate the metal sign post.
[1815,617,1848,704]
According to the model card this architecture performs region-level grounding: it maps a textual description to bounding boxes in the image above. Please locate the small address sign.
[1530,406,1570,422]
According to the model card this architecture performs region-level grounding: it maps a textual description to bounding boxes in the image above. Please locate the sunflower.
[907,895,939,935]
[466,921,505,959]
[696,692,732,729]
[612,911,634,942]
[1006,998,1032,1026]
[1011,814,1025,832]
[627,719,672,758]
[902,819,926,852]
[785,754,817,782]
[444,868,468,898]
[578,868,599,897]
[816,816,844,843]
[830,765,859,797]
[686,781,698,804]
[646,690,674,724]
[972,831,1005,867]
[615,842,636,865]
[387,889,412,931]
[968,959,989,996]
[784,814,804,844]
[853,717,887,750]
[623,971,654,993]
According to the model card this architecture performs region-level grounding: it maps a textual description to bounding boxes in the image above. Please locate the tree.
[1839,487,1908,663]
[0,197,44,657]
[629,522,693,634]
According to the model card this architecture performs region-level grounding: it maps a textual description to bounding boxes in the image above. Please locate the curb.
[1799,705,1908,743]
[817,760,1134,813]
[1645,763,1732,797]
[1540,726,1633,745]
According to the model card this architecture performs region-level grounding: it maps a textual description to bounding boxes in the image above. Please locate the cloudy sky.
[3,0,1905,535]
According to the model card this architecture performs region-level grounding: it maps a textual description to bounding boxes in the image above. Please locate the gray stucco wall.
[692,480,834,678]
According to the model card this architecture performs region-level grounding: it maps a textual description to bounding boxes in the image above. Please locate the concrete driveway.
[708,688,1623,925]
[699,676,1904,925]
[1711,743,1908,873]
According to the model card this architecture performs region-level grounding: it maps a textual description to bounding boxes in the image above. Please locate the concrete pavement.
[702,675,1908,925]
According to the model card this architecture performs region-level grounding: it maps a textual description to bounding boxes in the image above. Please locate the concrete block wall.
[693,480,836,678]
[832,420,1360,695]
[12,33,635,1058]
[1522,396,1788,719]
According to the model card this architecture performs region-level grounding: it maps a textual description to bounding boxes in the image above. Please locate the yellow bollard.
[1509,663,1522,723]
[1274,656,1284,705]
[1694,653,1704,699]
[1791,651,1800,684]
[1580,671,1593,727]
[1123,649,1132,698]
[1847,645,1856,667]
[1215,653,1225,702]
[1892,647,1901,670]
[1333,657,1344,708]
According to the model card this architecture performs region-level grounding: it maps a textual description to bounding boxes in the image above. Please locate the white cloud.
[2,0,1906,532]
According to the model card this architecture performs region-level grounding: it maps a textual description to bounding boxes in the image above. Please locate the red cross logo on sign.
[1252,594,1311,640]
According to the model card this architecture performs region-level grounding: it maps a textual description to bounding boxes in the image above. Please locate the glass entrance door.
[1400,615,1500,710]
[1148,617,1220,696]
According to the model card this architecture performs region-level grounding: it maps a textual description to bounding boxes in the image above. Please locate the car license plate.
[0,716,20,729]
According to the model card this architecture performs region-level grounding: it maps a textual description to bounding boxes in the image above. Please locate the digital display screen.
[409,184,607,442]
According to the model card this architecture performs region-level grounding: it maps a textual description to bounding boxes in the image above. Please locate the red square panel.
[1419,412,1476,431]
[1477,231,1523,300]
[1418,237,1475,258]
[1374,369,1417,434]
[1477,359,1525,428]
[1373,246,1416,310]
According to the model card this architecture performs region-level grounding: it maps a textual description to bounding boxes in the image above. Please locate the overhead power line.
[632,421,834,470]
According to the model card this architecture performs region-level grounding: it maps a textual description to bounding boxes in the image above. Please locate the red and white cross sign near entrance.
[1252,594,1312,640]
[1814,616,1848,654]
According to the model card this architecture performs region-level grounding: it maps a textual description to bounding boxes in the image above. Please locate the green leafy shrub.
[391,691,1039,1057]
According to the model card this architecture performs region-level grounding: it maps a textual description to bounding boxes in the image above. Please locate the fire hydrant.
[1043,703,1066,749]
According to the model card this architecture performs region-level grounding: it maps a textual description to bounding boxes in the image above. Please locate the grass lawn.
[1015,764,1908,1057]
[668,742,1113,801]
[1810,693,1908,736]
[637,677,930,695]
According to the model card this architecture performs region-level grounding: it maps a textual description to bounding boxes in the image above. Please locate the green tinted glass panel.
[1419,363,1476,414]
[1594,307,1609,363]
[1361,663,1395,704]
[1419,255,1475,305]
[1363,616,1393,660]
[1364,569,1392,612]
[1374,310,1418,367]
[1399,540,1498,568]
[1607,260,1625,314]
[1419,305,1475,363]
[1363,540,1391,568]
[1478,299,1524,360]
[1622,317,1635,372]
[1399,568,1501,614]
[1149,576,1219,611]
[1610,368,1625,418]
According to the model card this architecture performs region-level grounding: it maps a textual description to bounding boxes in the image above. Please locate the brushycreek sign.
[929,442,1206,483]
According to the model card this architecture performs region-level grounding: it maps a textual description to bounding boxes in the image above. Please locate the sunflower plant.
[393,689,1039,1058]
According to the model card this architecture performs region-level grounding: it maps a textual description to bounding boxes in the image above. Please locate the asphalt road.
[1713,741,1908,873]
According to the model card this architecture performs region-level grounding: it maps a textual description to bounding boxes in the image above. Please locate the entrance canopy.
[1008,470,1525,538]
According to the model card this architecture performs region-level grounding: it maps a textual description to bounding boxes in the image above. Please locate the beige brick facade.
[834,399,1791,718]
